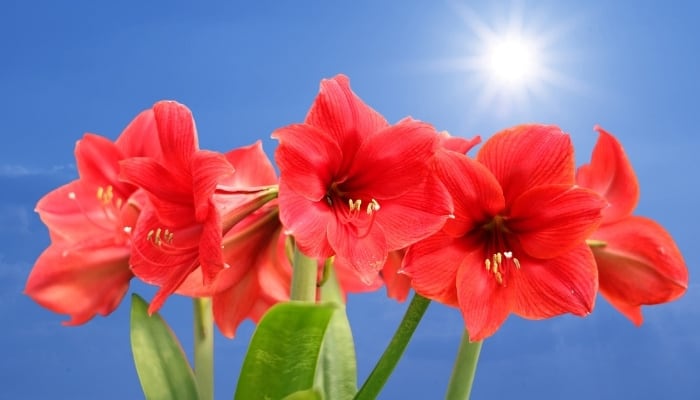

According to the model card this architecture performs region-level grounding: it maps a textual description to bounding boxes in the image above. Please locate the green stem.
[354,293,431,400]
[193,297,214,400]
[290,244,318,302]
[445,331,482,400]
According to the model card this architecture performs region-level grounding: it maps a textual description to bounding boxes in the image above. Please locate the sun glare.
[486,36,538,85]
[443,4,577,116]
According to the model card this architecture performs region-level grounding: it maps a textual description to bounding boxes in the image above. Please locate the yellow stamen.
[366,198,380,214]
[484,250,521,285]
[147,228,175,247]
[349,198,362,212]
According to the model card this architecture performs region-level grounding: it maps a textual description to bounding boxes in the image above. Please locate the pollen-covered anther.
[366,198,380,214]
[96,185,115,205]
[485,250,521,284]
[147,227,174,247]
[348,198,362,212]
[503,251,521,269]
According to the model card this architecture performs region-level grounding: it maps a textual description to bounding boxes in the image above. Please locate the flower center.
[481,215,520,286]
[67,184,130,237]
[326,182,380,237]
[484,250,521,285]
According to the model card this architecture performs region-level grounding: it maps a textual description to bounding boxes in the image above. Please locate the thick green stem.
[290,244,318,302]
[354,293,431,400]
[445,331,482,400]
[193,297,214,400]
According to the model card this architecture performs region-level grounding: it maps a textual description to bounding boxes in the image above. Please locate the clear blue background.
[2,1,698,399]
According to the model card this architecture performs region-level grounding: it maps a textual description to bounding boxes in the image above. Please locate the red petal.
[477,124,575,204]
[277,182,334,258]
[36,181,112,243]
[402,232,465,307]
[345,119,436,199]
[24,243,132,325]
[438,132,482,154]
[433,150,505,237]
[197,203,225,284]
[115,108,162,159]
[212,274,260,338]
[273,123,342,201]
[253,232,292,301]
[153,101,198,167]
[120,157,191,201]
[456,248,514,341]
[224,141,278,186]
[592,216,688,325]
[333,256,384,296]
[305,74,388,169]
[375,173,452,250]
[381,250,411,302]
[191,150,234,222]
[328,218,388,283]
[576,126,640,223]
[176,208,284,297]
[508,185,605,259]
[75,134,134,198]
[511,244,598,319]
[128,208,202,312]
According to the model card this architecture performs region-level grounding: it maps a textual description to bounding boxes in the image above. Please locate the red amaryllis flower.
[273,74,452,281]
[121,102,278,313]
[403,125,606,341]
[576,126,688,324]
[25,108,160,324]
[176,142,291,337]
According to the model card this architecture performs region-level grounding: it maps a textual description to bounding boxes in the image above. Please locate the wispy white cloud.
[0,163,75,178]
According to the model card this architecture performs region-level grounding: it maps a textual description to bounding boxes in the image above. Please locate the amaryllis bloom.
[576,126,688,324]
[273,74,452,281]
[25,108,160,324]
[176,142,291,337]
[403,125,606,341]
[121,102,277,313]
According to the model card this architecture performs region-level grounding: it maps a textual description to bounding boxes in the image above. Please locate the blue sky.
[2,0,698,399]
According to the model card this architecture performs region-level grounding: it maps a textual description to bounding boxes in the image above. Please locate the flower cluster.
[25,75,688,342]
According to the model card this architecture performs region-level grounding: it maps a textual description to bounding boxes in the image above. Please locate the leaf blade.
[234,301,337,400]
[130,293,199,400]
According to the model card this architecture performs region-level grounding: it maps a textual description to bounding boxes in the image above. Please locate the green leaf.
[130,294,199,400]
[234,302,337,400]
[317,261,358,400]
[282,389,323,400]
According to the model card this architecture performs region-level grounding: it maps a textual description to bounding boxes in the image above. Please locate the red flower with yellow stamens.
[25,107,160,324]
[403,124,606,341]
[120,101,277,313]
[273,74,453,282]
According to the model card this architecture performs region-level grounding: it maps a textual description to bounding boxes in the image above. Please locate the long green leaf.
[317,261,358,400]
[234,302,337,400]
[130,294,199,400]
[282,389,323,400]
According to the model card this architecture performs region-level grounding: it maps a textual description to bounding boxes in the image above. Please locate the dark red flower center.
[325,182,380,237]
[480,215,521,286]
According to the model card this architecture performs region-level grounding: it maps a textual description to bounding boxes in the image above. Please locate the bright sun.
[486,35,538,86]
[444,4,574,116]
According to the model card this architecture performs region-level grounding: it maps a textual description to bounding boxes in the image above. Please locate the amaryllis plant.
[25,74,688,400]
